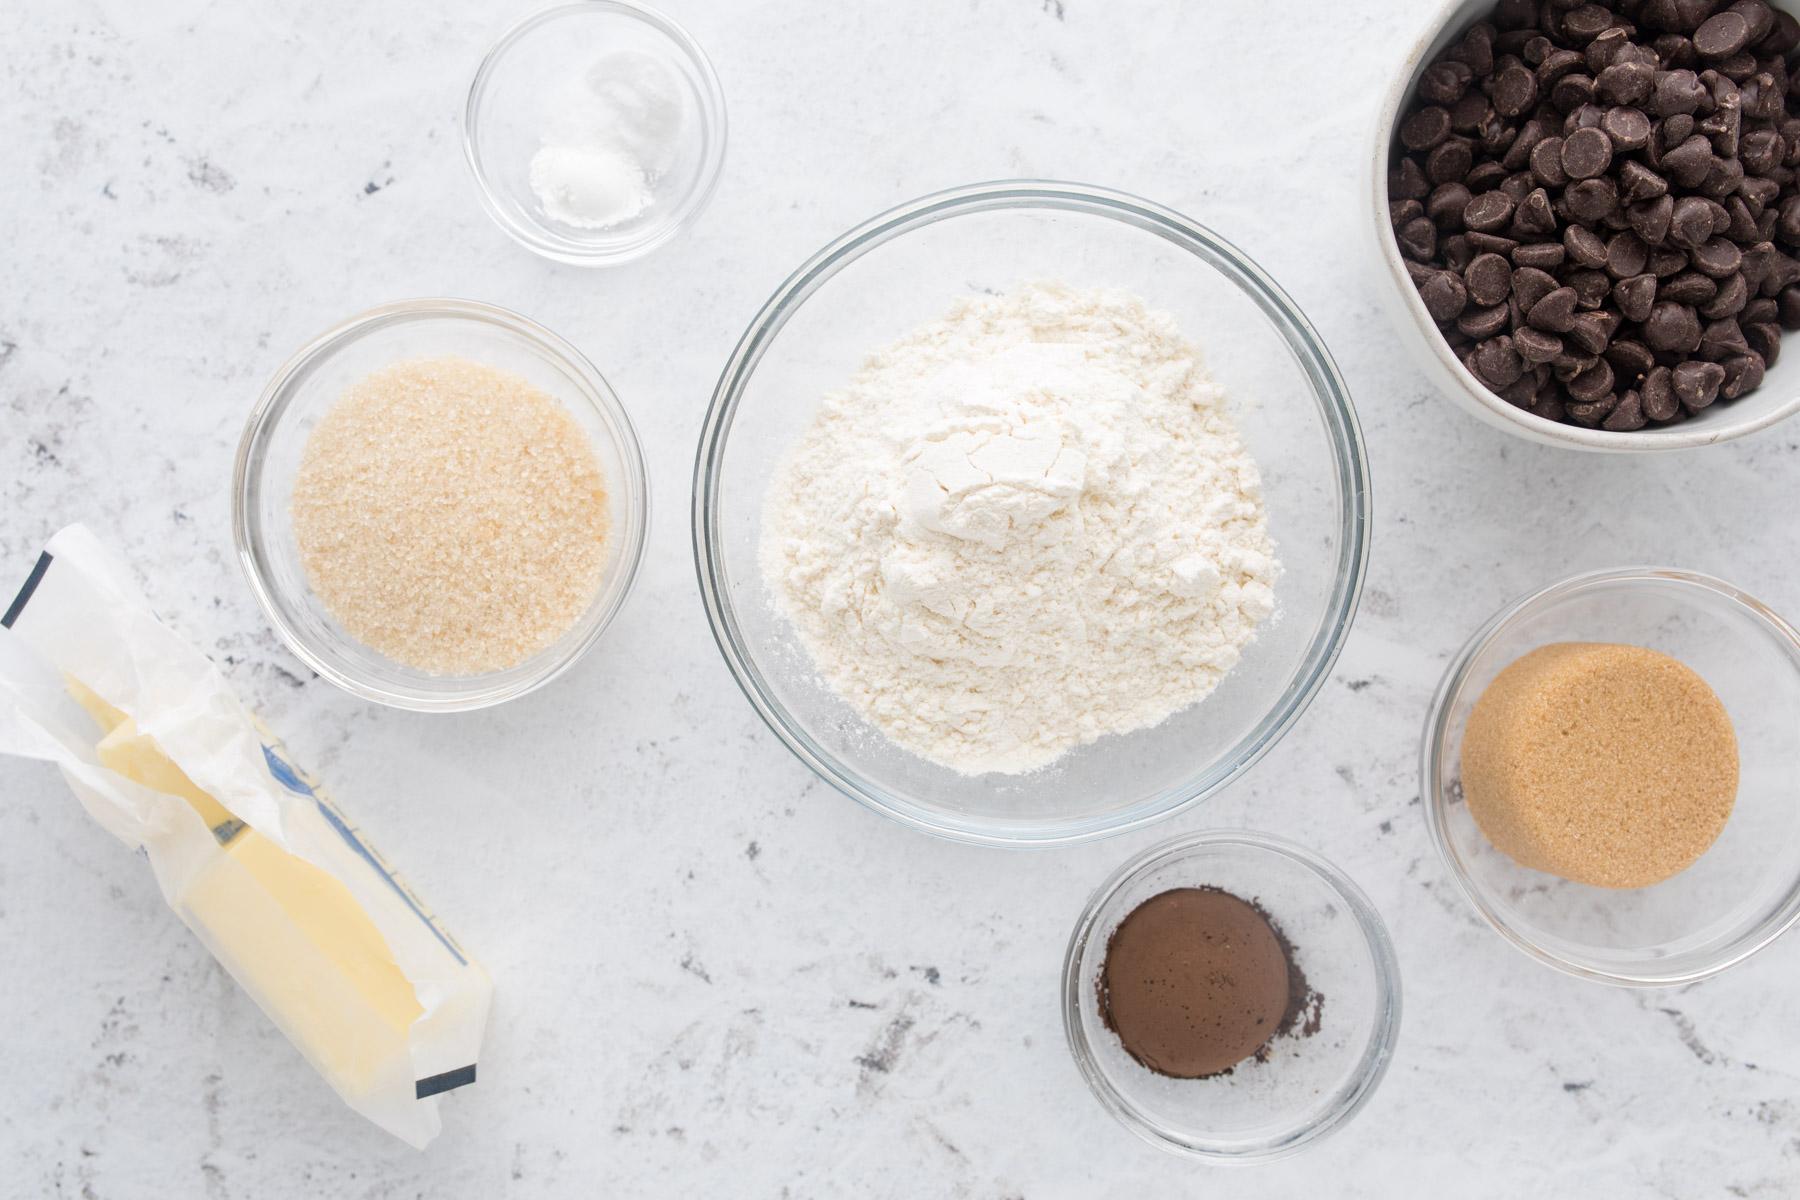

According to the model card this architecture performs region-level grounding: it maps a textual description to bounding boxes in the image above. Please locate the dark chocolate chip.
[1551,72,1598,112]
[1641,365,1680,419]
[1514,241,1567,270]
[1693,237,1744,277]
[1745,319,1783,365]
[1420,270,1470,321]
[1651,247,1691,277]
[1464,190,1516,231]
[1651,69,1706,116]
[1467,252,1515,306]
[1472,336,1527,387]
[1468,232,1521,257]
[1568,269,1615,310]
[1513,265,1561,312]
[1605,231,1650,279]
[1615,272,1660,321]
[1565,177,1620,222]
[1569,309,1620,354]
[1602,389,1648,430]
[1778,284,1800,328]
[1563,4,1615,43]
[1397,216,1437,260]
[1628,194,1676,245]
[1699,317,1751,360]
[1604,108,1655,153]
[1608,338,1657,382]
[1528,285,1581,331]
[1392,157,1429,200]
[1732,0,1776,43]
[1598,60,1656,105]
[1695,12,1753,58]
[1645,300,1704,351]
[1427,138,1476,184]
[1430,182,1475,227]
[1673,358,1727,407]
[1515,326,1566,361]
[1494,64,1541,116]
[1401,106,1453,151]
[1419,60,1475,105]
[1531,136,1571,187]
[1566,224,1610,267]
[1459,303,1512,339]
[1700,271,1750,318]
[1663,134,1718,187]
[1515,186,1560,234]
[1568,357,1617,401]
[1562,127,1615,179]
[1662,271,1720,304]
[1721,351,1765,396]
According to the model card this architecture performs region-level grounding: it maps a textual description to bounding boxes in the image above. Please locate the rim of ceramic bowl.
[233,297,650,712]
[692,179,1372,847]
[462,0,728,267]
[1060,829,1404,1163]
[1369,1,1800,452]
[1420,566,1800,985]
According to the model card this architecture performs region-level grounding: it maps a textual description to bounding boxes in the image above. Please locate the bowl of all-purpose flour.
[463,1,726,265]
[694,182,1370,846]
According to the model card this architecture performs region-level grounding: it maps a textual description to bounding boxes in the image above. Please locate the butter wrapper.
[0,524,492,1149]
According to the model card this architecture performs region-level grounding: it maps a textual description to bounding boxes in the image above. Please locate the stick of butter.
[0,525,492,1148]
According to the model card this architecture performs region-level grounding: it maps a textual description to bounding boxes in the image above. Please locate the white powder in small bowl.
[529,50,685,230]
[291,357,611,675]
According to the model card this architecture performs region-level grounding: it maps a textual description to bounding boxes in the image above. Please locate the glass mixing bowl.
[235,298,649,711]
[1062,830,1402,1163]
[1422,568,1800,985]
[693,181,1370,845]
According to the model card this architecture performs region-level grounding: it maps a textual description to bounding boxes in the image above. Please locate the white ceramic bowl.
[1367,0,1800,451]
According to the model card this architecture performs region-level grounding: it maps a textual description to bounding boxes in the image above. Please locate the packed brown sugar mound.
[292,357,610,675]
[1461,642,1737,890]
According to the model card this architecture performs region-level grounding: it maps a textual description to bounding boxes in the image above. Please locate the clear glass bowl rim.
[232,296,651,712]
[1060,828,1404,1164]
[460,0,728,267]
[1419,566,1800,986]
[692,179,1373,847]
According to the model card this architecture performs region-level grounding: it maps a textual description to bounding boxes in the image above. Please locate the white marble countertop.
[4,0,1799,1194]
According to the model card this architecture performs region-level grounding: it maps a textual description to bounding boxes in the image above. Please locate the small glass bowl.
[233,298,650,711]
[1422,568,1800,986]
[694,181,1370,846]
[1063,830,1401,1164]
[463,1,726,266]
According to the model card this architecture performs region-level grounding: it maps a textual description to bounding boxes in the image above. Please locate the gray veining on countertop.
[3,0,1798,1195]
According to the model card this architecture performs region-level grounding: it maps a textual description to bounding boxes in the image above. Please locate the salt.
[529,50,685,230]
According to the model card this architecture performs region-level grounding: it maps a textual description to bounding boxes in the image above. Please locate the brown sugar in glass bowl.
[1462,642,1738,889]
[1422,567,1800,986]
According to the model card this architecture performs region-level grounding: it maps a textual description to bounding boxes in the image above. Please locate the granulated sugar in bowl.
[237,299,649,711]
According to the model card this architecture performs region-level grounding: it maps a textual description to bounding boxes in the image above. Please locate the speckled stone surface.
[4,1,1800,1195]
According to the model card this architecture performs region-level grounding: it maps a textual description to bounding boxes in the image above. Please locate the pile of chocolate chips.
[1390,0,1800,430]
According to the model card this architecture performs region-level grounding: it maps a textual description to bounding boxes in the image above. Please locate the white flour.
[760,283,1278,775]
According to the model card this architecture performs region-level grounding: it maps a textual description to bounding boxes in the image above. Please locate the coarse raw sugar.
[291,357,611,675]
[1461,641,1738,890]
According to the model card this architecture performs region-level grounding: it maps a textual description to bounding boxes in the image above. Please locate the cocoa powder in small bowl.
[1099,886,1323,1079]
